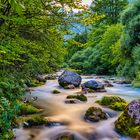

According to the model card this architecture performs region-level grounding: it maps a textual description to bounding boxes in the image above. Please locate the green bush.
[0,78,24,139]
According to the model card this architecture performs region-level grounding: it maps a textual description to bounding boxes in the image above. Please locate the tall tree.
[90,0,128,24]
[118,0,140,79]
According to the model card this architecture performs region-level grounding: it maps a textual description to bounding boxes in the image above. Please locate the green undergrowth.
[18,101,41,115]
[23,115,49,128]
[25,77,45,87]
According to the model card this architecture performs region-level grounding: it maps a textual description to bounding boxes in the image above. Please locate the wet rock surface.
[115,99,140,137]
[81,80,106,92]
[58,70,82,89]
[85,107,108,122]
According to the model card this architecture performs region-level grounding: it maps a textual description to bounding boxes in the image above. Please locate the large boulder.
[58,70,82,89]
[115,99,140,138]
[85,107,108,122]
[81,80,106,92]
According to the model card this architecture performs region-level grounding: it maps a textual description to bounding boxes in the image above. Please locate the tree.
[0,0,87,139]
[118,0,140,79]
[90,0,128,24]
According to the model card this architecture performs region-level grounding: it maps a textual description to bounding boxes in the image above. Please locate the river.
[14,75,140,140]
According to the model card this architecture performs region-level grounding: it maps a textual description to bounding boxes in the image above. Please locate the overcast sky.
[82,0,92,5]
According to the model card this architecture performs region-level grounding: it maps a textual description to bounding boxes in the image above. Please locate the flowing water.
[14,75,140,140]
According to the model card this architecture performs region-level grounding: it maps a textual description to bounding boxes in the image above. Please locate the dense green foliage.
[0,0,85,138]
[1,0,140,138]
[118,0,140,83]
[68,24,123,74]
[65,0,140,84]
[91,0,128,24]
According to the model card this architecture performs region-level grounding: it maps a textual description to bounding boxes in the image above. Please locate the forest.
[0,0,140,140]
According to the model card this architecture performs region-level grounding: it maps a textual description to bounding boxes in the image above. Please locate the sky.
[82,0,92,5]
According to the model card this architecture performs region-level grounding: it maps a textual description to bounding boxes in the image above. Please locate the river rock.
[45,74,57,80]
[65,99,82,104]
[85,107,108,122]
[81,80,106,92]
[103,80,113,87]
[58,70,82,89]
[115,99,140,137]
[35,75,46,82]
[96,96,127,111]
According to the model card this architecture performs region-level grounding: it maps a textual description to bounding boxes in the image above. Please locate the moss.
[23,115,48,128]
[18,101,40,115]
[87,88,95,93]
[100,96,126,105]
[109,102,128,111]
[57,136,72,140]
[95,100,101,104]
[66,94,87,102]
[52,90,61,94]
[0,130,14,140]
[115,112,140,137]
[96,96,127,111]
[85,107,107,122]
[25,78,45,87]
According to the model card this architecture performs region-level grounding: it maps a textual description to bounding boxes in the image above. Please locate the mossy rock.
[56,135,73,140]
[25,77,45,87]
[87,88,95,93]
[85,107,107,122]
[66,94,87,102]
[23,115,48,128]
[52,90,61,94]
[115,99,140,138]
[18,101,40,115]
[98,96,126,106]
[96,96,127,111]
[109,102,128,111]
